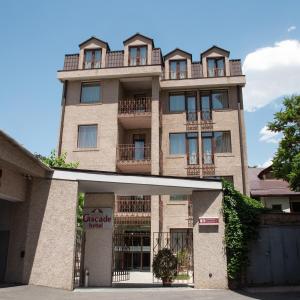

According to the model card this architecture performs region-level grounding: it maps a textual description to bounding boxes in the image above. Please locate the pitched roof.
[164,48,192,59]
[248,167,300,197]
[79,36,110,50]
[201,45,230,59]
[123,33,154,47]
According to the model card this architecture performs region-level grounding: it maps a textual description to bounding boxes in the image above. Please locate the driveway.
[1,285,300,300]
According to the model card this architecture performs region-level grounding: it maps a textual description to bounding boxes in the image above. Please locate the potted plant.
[152,248,178,286]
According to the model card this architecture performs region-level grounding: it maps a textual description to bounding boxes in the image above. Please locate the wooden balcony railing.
[118,97,152,114]
[207,67,225,77]
[116,196,151,213]
[117,144,151,162]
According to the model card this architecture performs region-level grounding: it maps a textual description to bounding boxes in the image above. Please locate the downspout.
[237,85,247,195]
[57,80,68,156]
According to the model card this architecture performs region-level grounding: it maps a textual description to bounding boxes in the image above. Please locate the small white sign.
[83,208,113,229]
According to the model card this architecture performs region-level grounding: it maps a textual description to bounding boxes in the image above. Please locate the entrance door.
[0,231,9,282]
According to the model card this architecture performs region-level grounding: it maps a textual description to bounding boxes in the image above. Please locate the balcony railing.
[118,97,152,115]
[117,144,151,162]
[207,68,225,77]
[116,196,151,213]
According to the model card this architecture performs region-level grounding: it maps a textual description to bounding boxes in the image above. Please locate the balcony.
[118,97,152,129]
[115,196,151,218]
[116,144,151,173]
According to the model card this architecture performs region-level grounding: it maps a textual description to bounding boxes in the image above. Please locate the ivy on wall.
[223,180,264,283]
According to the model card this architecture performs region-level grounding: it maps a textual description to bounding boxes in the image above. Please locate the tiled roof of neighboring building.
[248,167,300,197]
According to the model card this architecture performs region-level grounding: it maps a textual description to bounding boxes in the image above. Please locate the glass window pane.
[81,84,101,103]
[212,91,228,109]
[140,47,147,65]
[78,125,97,148]
[202,137,213,164]
[84,50,92,69]
[169,94,185,112]
[169,133,186,155]
[179,61,187,78]
[215,131,231,153]
[188,137,198,165]
[130,48,137,66]
[207,58,215,77]
[94,50,101,68]
[170,194,188,201]
[170,61,177,79]
[216,59,225,76]
[201,95,211,120]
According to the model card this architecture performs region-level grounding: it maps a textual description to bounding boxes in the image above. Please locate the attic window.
[207,58,225,77]
[84,49,101,69]
[169,60,187,79]
[129,46,147,66]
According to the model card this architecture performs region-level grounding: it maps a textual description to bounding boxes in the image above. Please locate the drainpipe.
[237,85,247,195]
[57,80,68,156]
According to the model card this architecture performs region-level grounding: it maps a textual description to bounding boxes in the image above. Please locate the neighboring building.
[249,166,300,213]
[57,33,249,272]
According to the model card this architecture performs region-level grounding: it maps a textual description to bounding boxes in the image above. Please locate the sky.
[0,0,300,167]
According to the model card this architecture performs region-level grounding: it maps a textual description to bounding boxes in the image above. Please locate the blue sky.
[0,0,299,167]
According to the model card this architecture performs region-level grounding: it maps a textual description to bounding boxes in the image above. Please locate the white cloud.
[259,126,281,144]
[288,26,296,32]
[242,40,300,111]
[258,157,273,168]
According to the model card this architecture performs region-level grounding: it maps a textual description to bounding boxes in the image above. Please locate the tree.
[268,95,300,192]
[37,150,83,227]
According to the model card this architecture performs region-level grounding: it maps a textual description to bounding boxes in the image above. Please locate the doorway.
[0,231,9,282]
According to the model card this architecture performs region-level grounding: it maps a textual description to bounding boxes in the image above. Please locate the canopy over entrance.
[52,168,222,196]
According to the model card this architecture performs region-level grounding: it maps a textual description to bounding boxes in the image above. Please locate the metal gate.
[247,225,300,286]
[153,230,194,283]
[73,228,85,288]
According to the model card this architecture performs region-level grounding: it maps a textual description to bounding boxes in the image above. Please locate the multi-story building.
[57,33,248,272]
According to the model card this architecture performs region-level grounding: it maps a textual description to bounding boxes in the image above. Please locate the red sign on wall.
[198,217,219,225]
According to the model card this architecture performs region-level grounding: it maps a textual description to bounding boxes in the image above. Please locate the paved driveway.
[1,285,300,300]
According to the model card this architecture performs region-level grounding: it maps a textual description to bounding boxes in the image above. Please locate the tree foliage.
[223,180,264,282]
[268,95,300,191]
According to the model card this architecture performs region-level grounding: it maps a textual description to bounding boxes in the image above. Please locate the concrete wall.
[83,193,114,287]
[192,190,227,289]
[23,178,78,290]
[262,196,291,213]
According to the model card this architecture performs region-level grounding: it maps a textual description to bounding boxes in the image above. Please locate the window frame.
[80,82,102,104]
[77,124,98,149]
[169,59,187,80]
[128,45,148,66]
[186,132,199,165]
[207,57,225,77]
[83,48,102,69]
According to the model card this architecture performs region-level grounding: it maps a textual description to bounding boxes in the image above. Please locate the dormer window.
[129,46,147,66]
[84,49,101,69]
[207,58,225,77]
[170,60,187,79]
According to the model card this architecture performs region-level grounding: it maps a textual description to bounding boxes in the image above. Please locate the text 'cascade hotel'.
[57,33,248,274]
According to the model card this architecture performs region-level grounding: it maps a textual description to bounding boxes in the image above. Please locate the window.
[84,49,101,69]
[207,57,225,77]
[214,131,231,153]
[169,94,185,112]
[169,133,186,155]
[200,90,228,120]
[291,201,300,212]
[272,204,282,212]
[170,194,189,201]
[80,83,101,103]
[187,132,198,165]
[170,60,187,79]
[129,46,147,66]
[78,125,97,148]
[201,131,232,164]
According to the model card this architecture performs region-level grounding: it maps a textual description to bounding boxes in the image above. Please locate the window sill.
[215,153,234,157]
[166,155,185,159]
[167,201,187,206]
[73,148,100,152]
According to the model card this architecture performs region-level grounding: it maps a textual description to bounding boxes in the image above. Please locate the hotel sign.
[83,208,113,229]
[199,217,219,226]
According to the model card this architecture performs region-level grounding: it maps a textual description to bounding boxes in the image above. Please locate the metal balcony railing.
[116,196,151,213]
[118,97,152,114]
[117,144,151,162]
[207,67,225,77]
